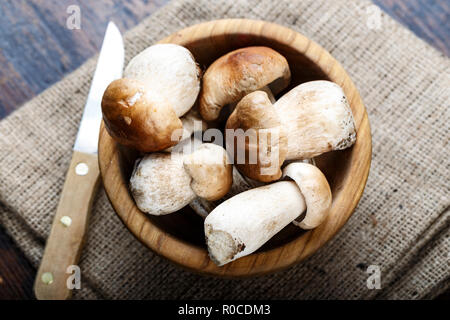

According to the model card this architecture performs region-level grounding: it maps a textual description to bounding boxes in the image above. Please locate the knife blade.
[34,22,124,300]
[74,22,124,154]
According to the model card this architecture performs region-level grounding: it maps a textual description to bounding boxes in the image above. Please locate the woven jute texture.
[0,0,449,299]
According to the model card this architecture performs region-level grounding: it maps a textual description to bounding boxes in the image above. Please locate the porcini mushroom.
[102,44,200,152]
[130,143,232,215]
[124,43,200,117]
[199,46,290,121]
[226,80,356,182]
[204,162,331,266]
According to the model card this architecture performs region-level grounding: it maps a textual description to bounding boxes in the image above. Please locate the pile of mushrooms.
[101,44,356,266]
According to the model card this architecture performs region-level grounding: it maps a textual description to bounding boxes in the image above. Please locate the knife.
[34,22,124,300]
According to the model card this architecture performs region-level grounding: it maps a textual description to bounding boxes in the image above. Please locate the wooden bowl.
[98,19,372,277]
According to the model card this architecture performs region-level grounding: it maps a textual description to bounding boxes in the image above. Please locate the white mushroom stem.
[205,181,305,266]
[204,162,331,266]
[226,80,356,182]
[276,81,356,159]
[190,158,316,220]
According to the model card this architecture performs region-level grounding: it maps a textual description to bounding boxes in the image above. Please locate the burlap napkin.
[0,0,448,299]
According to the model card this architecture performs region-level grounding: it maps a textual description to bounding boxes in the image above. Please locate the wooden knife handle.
[34,151,100,300]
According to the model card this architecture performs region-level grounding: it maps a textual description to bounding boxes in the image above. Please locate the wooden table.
[0,0,448,299]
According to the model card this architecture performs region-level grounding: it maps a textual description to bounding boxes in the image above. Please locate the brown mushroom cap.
[199,46,291,121]
[183,143,232,201]
[226,90,288,182]
[102,78,182,152]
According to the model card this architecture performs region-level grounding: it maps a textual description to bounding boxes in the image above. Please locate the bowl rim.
[98,18,372,277]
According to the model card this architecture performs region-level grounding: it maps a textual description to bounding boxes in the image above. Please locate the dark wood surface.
[0,0,448,299]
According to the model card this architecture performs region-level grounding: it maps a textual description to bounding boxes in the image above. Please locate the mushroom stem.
[199,46,291,121]
[204,162,331,266]
[190,158,316,220]
[205,181,306,266]
[226,80,356,182]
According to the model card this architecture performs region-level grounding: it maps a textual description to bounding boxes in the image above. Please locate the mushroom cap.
[130,152,195,215]
[124,43,200,117]
[223,80,356,182]
[276,80,356,159]
[102,78,182,152]
[183,143,233,201]
[282,162,332,229]
[226,90,287,182]
[199,46,290,121]
[130,141,233,216]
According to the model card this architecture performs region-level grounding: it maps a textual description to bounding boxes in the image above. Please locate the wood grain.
[99,19,372,277]
[0,0,448,298]
[0,225,35,299]
[0,0,170,300]
[373,0,450,56]
[34,151,100,300]
[0,0,169,118]
[0,0,448,120]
